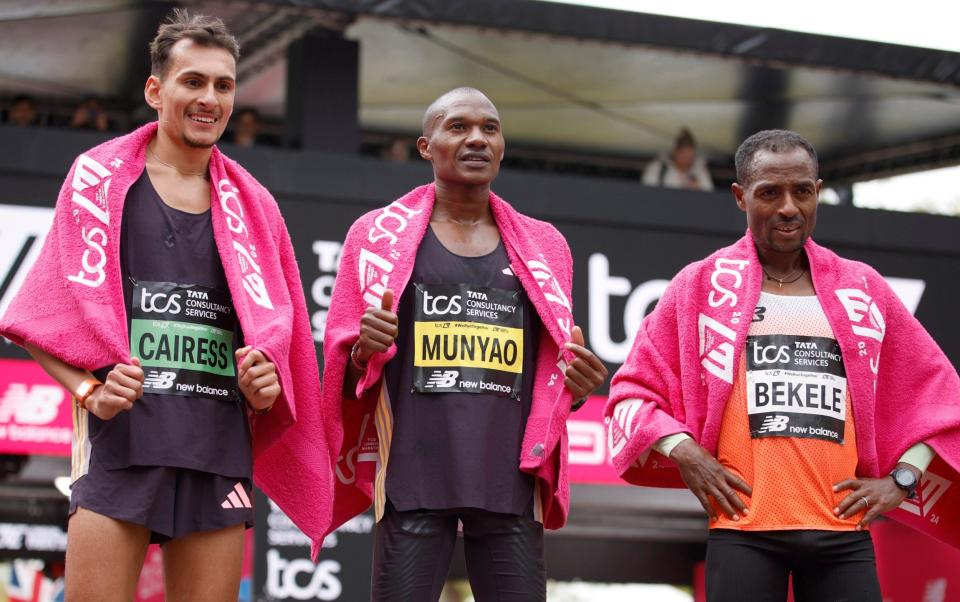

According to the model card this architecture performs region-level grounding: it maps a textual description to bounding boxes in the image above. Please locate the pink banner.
[874,519,960,600]
[567,395,625,486]
[0,358,71,457]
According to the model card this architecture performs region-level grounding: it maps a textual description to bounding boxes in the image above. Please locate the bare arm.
[25,341,97,396]
[25,342,143,421]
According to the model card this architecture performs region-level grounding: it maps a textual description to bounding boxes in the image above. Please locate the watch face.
[893,468,917,488]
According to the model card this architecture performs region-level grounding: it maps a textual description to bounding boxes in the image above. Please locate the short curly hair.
[149,9,239,78]
[735,129,818,185]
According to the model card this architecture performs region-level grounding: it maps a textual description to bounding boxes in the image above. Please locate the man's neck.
[756,245,815,295]
[432,180,493,225]
[757,247,806,276]
[151,130,212,176]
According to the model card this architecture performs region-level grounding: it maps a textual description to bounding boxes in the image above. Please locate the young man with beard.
[606,129,960,601]
[0,11,330,601]
[324,87,608,601]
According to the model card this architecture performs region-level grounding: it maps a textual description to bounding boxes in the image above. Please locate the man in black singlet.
[338,88,609,601]
[20,11,282,601]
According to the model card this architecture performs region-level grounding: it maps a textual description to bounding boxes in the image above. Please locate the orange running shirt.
[712,292,864,531]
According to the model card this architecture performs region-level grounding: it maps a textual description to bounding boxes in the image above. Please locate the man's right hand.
[670,438,752,521]
[87,358,144,420]
[355,289,399,364]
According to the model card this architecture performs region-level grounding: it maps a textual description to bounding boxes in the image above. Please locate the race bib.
[129,281,239,402]
[412,284,524,399]
[746,334,846,443]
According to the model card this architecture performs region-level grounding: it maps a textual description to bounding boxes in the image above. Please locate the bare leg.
[162,523,245,602]
[66,507,151,602]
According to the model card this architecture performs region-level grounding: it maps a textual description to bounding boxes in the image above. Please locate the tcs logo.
[266,549,342,601]
[139,289,182,314]
[752,342,790,365]
[422,291,462,316]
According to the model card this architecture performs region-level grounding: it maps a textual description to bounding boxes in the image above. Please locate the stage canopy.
[2,0,960,182]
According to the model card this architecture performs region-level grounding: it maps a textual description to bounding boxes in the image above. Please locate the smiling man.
[606,130,960,601]
[0,10,329,601]
[324,87,607,600]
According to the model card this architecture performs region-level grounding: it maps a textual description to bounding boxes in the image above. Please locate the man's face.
[418,93,505,187]
[733,148,821,255]
[146,39,236,149]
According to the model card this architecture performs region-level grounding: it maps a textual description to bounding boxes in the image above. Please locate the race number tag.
[129,281,239,402]
[746,334,846,443]
[412,284,524,399]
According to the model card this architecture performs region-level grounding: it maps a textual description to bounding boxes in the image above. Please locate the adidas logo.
[220,482,252,510]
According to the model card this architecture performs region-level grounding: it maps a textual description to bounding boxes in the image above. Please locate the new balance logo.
[501,267,515,277]
[758,415,789,433]
[424,370,458,388]
[0,384,64,425]
[899,470,951,517]
[143,371,176,390]
[220,482,252,510]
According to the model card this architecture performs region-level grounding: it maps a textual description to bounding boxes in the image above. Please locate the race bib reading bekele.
[746,334,847,443]
[412,283,524,399]
[129,281,239,402]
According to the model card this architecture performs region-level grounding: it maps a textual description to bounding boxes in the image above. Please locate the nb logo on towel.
[424,370,458,389]
[899,470,952,518]
[835,289,886,342]
[698,313,737,384]
[144,371,176,390]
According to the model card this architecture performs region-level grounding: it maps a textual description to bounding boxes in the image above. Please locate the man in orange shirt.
[607,130,959,601]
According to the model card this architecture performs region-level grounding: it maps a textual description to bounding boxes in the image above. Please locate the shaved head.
[422,87,497,137]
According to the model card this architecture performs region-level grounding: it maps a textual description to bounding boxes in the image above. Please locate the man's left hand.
[563,326,608,403]
[237,346,281,412]
[833,464,920,530]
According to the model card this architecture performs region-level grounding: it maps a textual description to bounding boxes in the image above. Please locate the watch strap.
[74,378,102,410]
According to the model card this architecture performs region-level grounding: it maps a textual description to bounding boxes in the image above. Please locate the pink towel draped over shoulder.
[0,122,338,550]
[605,233,960,548]
[323,184,578,544]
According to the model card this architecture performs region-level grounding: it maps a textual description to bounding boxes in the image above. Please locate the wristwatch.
[889,467,919,500]
[74,378,102,410]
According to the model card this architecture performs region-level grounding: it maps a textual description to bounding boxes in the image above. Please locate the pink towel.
[606,232,960,547]
[323,184,578,546]
[0,122,338,549]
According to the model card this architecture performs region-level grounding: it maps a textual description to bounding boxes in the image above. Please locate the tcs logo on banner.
[266,550,342,601]
[311,240,343,342]
[588,253,668,364]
